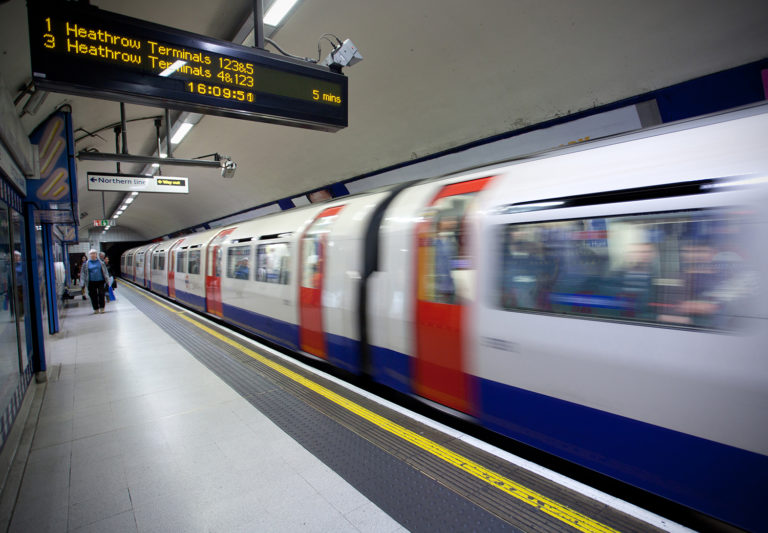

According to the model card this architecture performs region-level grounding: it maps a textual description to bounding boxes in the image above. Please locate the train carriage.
[469,107,768,529]
[148,238,182,297]
[131,243,154,286]
[170,228,221,312]
[217,209,318,351]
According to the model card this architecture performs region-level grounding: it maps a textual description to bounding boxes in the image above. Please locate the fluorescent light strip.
[170,122,194,145]
[125,197,134,204]
[159,60,187,77]
[263,0,300,26]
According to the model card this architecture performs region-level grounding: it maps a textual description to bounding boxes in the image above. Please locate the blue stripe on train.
[325,332,361,374]
[220,305,361,372]
[475,376,767,532]
[174,289,205,312]
[369,345,413,394]
[151,283,168,297]
[221,303,300,352]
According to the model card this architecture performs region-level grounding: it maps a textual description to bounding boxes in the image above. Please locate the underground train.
[122,105,768,531]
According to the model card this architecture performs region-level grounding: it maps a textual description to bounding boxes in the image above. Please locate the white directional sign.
[87,173,189,194]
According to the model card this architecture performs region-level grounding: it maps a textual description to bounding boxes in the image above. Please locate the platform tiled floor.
[9,288,404,532]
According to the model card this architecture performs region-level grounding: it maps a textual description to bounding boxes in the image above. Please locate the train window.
[255,243,290,284]
[176,250,187,273]
[188,250,201,275]
[158,255,165,271]
[152,253,158,270]
[498,208,759,330]
[301,212,339,289]
[418,192,478,303]
[226,245,251,280]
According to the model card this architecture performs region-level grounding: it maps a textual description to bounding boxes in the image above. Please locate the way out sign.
[87,172,189,194]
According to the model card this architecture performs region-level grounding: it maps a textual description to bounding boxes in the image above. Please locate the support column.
[22,203,47,382]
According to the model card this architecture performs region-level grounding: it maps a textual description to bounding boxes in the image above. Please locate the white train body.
[123,105,768,531]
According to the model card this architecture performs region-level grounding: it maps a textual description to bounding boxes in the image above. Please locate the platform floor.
[3,283,688,532]
[7,288,404,533]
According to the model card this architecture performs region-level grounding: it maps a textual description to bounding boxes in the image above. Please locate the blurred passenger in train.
[234,258,250,280]
[501,227,556,310]
[607,241,658,320]
[658,240,756,328]
[434,216,458,303]
[82,249,110,314]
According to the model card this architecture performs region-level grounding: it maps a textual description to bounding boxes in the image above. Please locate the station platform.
[1,282,690,532]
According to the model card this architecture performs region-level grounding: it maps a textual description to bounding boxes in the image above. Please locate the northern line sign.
[87,172,189,194]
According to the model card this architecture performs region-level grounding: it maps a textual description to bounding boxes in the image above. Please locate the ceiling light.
[263,0,300,26]
[159,60,187,77]
[116,211,123,215]
[159,152,167,159]
[125,197,134,204]
[171,121,194,144]
[152,162,160,168]
[131,192,139,196]
[113,214,119,219]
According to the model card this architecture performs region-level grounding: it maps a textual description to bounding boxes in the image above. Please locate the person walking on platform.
[78,255,87,300]
[82,249,110,314]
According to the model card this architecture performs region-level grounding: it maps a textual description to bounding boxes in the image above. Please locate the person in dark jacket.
[82,249,110,314]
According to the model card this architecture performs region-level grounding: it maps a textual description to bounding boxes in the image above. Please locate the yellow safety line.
[128,283,618,533]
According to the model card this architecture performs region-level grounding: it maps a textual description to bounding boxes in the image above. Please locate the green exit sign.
[93,219,116,227]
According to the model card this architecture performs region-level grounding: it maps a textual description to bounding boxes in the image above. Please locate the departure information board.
[27,2,348,131]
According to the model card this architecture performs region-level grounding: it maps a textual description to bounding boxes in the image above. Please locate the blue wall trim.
[277,199,294,211]
[221,303,299,351]
[656,61,768,122]
[475,377,767,533]
[328,183,349,198]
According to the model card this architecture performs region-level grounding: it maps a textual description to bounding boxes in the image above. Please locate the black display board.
[28,2,348,131]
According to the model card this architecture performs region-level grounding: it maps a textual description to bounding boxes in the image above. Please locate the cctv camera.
[321,39,363,72]
[221,158,237,179]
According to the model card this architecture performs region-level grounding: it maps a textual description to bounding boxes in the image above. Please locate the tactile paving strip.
[122,285,666,533]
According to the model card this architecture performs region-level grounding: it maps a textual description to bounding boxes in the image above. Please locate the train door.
[136,252,144,285]
[205,228,237,317]
[413,177,494,413]
[167,238,184,298]
[145,245,155,289]
[299,205,345,358]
